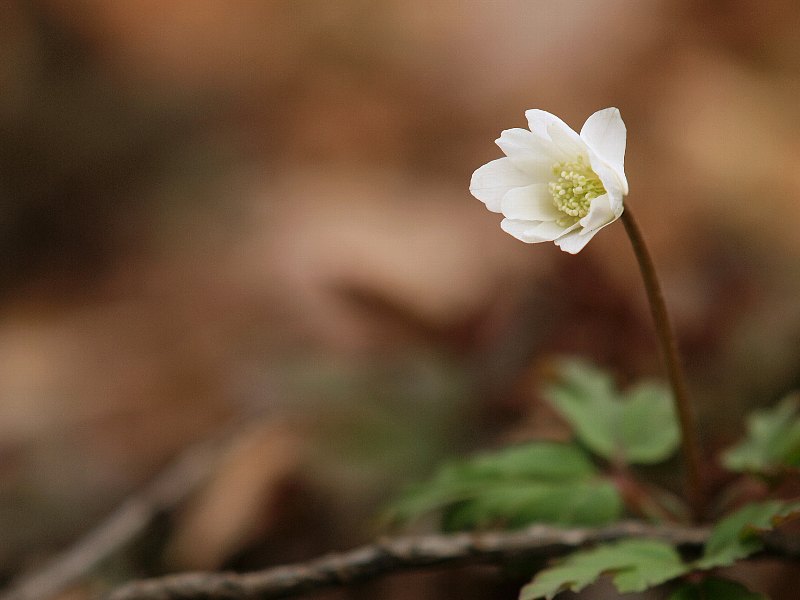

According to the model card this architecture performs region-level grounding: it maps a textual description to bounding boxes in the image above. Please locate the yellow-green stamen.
[548,156,605,223]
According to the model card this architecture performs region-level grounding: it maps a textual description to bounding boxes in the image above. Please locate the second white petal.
[500,184,561,222]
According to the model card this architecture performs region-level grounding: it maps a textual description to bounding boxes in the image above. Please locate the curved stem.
[620,207,705,521]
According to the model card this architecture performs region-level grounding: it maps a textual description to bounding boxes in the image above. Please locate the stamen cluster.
[548,156,606,221]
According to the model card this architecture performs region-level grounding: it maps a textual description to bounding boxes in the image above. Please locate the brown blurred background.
[2,1,800,598]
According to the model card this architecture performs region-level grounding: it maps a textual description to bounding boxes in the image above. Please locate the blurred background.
[2,1,800,598]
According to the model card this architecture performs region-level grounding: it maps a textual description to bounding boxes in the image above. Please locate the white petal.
[557,194,624,254]
[555,229,601,254]
[546,121,587,162]
[579,193,615,232]
[580,108,628,194]
[500,184,560,221]
[495,128,559,179]
[470,157,533,213]
[524,109,570,138]
[608,193,624,216]
[587,149,625,200]
[501,219,570,243]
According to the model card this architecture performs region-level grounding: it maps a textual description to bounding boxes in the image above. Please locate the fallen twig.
[106,521,711,600]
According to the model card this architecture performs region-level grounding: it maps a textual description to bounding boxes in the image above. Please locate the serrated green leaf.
[520,539,688,600]
[669,577,767,600]
[696,499,800,570]
[544,359,680,465]
[386,442,622,528]
[722,395,800,474]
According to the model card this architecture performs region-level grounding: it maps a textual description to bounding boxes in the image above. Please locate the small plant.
[390,108,800,599]
[390,359,800,598]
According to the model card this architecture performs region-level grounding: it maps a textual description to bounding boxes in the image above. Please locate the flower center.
[548,156,605,221]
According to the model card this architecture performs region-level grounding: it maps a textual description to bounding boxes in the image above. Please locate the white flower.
[470,108,628,254]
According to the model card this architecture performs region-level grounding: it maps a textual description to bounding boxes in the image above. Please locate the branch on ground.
[106,522,712,600]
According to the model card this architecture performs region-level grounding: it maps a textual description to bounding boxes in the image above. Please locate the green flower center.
[548,156,605,222]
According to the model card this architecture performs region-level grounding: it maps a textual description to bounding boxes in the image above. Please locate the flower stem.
[620,207,705,521]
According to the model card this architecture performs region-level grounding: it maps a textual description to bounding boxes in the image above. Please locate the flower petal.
[546,121,587,163]
[587,149,625,201]
[580,107,628,194]
[501,219,571,243]
[470,157,533,213]
[525,108,577,138]
[500,184,560,221]
[525,109,571,140]
[495,128,560,179]
[554,228,601,254]
[579,193,615,232]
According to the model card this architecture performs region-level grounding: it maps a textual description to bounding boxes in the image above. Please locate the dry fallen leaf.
[165,420,305,570]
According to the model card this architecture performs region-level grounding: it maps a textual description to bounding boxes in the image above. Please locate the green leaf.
[386,442,622,528]
[696,499,800,570]
[442,480,621,530]
[544,359,680,465]
[620,383,682,463]
[519,539,688,600]
[446,441,597,482]
[669,577,767,600]
[722,394,800,474]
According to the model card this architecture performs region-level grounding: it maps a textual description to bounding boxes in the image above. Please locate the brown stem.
[611,466,686,523]
[620,207,705,521]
